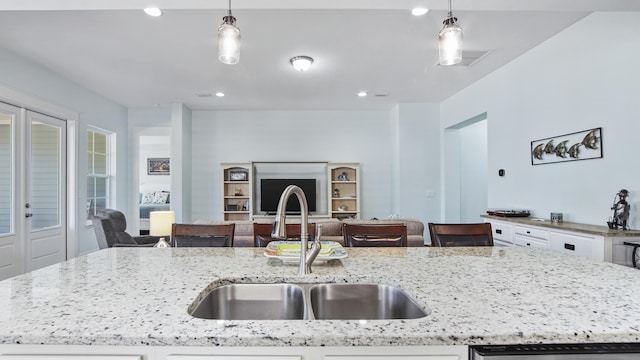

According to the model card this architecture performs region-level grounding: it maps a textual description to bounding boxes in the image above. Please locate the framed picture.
[147,158,170,175]
[531,127,602,165]
[229,170,248,181]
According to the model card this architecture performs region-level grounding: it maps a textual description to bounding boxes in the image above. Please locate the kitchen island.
[0,246,639,359]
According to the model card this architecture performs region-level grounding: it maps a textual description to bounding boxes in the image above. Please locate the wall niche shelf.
[328,163,360,220]
[221,163,252,221]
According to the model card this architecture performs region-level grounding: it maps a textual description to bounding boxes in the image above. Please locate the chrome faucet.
[271,185,321,275]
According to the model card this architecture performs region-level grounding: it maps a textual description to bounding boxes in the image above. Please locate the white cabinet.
[549,231,595,259]
[0,357,142,360]
[484,217,627,263]
[158,346,467,360]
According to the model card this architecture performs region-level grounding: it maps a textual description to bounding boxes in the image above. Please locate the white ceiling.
[0,1,638,110]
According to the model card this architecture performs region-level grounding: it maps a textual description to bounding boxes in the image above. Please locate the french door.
[0,102,67,280]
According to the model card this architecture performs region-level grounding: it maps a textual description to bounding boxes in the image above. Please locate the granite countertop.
[482,214,640,237]
[0,246,639,347]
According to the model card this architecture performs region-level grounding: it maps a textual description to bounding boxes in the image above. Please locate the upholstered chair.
[92,208,159,248]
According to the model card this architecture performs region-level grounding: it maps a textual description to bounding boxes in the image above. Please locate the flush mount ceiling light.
[438,0,463,66]
[411,7,429,16]
[215,92,225,97]
[218,0,241,65]
[143,7,162,17]
[357,91,367,97]
[289,56,314,72]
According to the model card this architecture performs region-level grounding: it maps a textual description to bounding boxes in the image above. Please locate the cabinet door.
[326,356,460,360]
[0,356,142,360]
[167,357,301,360]
[487,221,513,244]
[549,232,594,259]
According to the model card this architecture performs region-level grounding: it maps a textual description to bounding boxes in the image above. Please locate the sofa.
[193,218,425,247]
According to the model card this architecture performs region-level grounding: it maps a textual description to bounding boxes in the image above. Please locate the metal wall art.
[531,127,602,165]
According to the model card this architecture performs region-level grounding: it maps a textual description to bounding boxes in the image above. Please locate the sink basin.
[310,283,429,320]
[190,282,429,320]
[189,283,305,320]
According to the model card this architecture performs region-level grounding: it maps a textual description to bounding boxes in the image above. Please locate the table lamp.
[150,210,175,248]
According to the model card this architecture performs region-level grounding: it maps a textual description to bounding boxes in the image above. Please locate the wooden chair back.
[253,223,316,247]
[171,223,235,247]
[428,223,494,247]
[343,223,407,247]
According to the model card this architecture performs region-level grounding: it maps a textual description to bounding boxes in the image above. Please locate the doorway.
[0,103,67,280]
[134,132,171,235]
[443,113,488,223]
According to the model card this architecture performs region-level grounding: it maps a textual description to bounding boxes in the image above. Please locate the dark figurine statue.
[608,189,630,230]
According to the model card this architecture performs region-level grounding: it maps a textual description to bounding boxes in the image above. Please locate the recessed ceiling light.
[215,92,225,97]
[290,56,314,72]
[411,7,429,16]
[143,7,163,17]
[357,91,367,97]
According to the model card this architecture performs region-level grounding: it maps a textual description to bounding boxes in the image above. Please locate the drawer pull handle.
[526,231,531,234]
[564,243,575,251]
[496,229,502,234]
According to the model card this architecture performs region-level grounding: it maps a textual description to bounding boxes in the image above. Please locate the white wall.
[191,110,394,221]
[441,12,640,229]
[139,136,171,192]
[0,46,129,255]
[395,103,441,225]
[190,107,441,226]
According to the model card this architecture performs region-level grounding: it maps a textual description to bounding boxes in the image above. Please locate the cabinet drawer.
[514,235,548,248]
[549,232,593,259]
[514,226,548,240]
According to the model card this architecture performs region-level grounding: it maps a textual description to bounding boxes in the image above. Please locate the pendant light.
[438,0,463,66]
[218,0,241,65]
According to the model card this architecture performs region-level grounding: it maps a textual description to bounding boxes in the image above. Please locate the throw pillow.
[154,192,169,204]
[141,192,155,204]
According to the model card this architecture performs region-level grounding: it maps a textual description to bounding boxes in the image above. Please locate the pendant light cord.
[228,0,232,16]
[447,0,453,18]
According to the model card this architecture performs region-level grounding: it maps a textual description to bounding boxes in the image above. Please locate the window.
[87,128,114,223]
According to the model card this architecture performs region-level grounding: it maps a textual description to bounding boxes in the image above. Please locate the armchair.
[92,208,159,248]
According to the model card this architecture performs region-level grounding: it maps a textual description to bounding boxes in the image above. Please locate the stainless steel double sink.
[189,283,430,320]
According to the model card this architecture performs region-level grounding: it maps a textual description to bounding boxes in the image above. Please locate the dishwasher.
[470,343,640,359]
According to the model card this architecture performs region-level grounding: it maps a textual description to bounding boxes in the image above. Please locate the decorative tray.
[264,241,348,263]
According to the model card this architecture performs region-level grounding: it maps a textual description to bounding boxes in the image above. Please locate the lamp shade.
[149,211,175,237]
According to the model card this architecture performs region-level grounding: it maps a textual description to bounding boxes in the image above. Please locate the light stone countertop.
[482,214,640,237]
[0,246,639,347]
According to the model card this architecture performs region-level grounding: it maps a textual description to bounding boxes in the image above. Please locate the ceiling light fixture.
[289,56,314,72]
[215,92,225,97]
[438,0,463,66]
[357,91,367,97]
[411,7,429,16]
[143,7,162,17]
[218,0,241,65]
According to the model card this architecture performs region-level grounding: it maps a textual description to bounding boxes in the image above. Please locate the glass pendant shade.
[438,17,463,66]
[218,15,241,65]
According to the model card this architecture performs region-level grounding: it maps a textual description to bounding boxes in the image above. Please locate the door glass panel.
[0,113,12,235]
[30,121,60,230]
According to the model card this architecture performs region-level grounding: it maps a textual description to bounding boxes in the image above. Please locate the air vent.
[437,50,491,67]
[374,93,389,97]
[195,92,213,98]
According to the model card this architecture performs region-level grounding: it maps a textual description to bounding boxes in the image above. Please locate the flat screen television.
[260,179,316,214]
